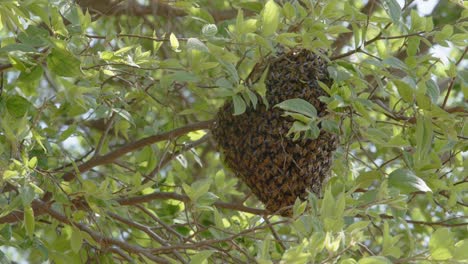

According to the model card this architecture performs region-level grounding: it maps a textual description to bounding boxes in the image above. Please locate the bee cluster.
[212,49,337,216]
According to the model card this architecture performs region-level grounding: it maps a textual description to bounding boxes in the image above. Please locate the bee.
[212,48,337,216]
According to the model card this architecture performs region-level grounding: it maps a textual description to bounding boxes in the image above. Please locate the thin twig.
[263,217,286,251]
[442,46,468,109]
[94,112,117,157]
[35,200,171,263]
[135,204,185,241]
[142,134,211,184]
[118,192,268,215]
[108,211,188,263]
[149,220,288,254]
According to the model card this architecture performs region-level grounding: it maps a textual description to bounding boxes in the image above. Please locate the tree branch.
[35,200,171,263]
[149,219,288,254]
[0,63,12,72]
[442,46,468,109]
[331,0,380,56]
[107,211,188,263]
[76,0,185,17]
[62,120,214,181]
[76,0,252,22]
[118,192,268,215]
[357,213,468,227]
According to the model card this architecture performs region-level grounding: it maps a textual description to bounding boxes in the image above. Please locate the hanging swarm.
[212,49,338,216]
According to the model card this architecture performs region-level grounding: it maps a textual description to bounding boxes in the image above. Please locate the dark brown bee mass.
[212,49,337,215]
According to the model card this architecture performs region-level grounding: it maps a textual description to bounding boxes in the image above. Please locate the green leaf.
[382,221,402,258]
[112,108,135,126]
[24,206,35,238]
[328,66,352,82]
[383,57,407,71]
[340,259,358,264]
[17,25,49,47]
[220,61,239,83]
[59,125,77,141]
[394,80,414,102]
[321,120,339,134]
[281,243,310,264]
[292,198,307,217]
[308,122,320,139]
[261,0,280,36]
[114,45,134,55]
[425,79,440,104]
[47,48,81,77]
[388,169,432,193]
[197,192,219,206]
[236,9,244,34]
[0,225,12,241]
[325,232,342,253]
[187,38,208,52]
[451,33,468,46]
[416,91,431,110]
[245,89,258,109]
[287,121,311,140]
[435,25,453,45]
[21,186,36,209]
[346,221,370,233]
[28,157,37,169]
[6,95,32,117]
[190,250,215,264]
[415,115,433,162]
[351,23,361,49]
[321,189,345,232]
[356,171,380,188]
[429,228,453,260]
[453,239,468,260]
[327,25,351,34]
[184,180,212,203]
[0,43,36,53]
[283,2,295,20]
[283,112,311,124]
[202,24,217,37]
[232,95,246,115]
[383,0,401,23]
[275,99,317,118]
[3,170,20,181]
[70,227,83,253]
[18,66,43,95]
[358,256,392,264]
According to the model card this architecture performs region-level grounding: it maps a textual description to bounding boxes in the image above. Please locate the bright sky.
[413,0,440,15]
[404,0,452,64]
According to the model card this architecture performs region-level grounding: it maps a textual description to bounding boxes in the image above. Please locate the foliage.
[0,0,467,263]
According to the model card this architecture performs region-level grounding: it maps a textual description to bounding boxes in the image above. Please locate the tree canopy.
[0,0,467,263]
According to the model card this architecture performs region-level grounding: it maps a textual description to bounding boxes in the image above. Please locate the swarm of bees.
[212,49,338,216]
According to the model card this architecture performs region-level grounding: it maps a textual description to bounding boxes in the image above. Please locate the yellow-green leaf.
[358,256,392,264]
[169,33,181,52]
[394,80,414,102]
[28,157,37,169]
[275,98,317,118]
[430,228,454,260]
[190,250,215,264]
[71,227,83,253]
[232,95,246,115]
[6,95,32,118]
[388,169,432,193]
[47,48,81,77]
[261,0,280,36]
[24,206,35,238]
